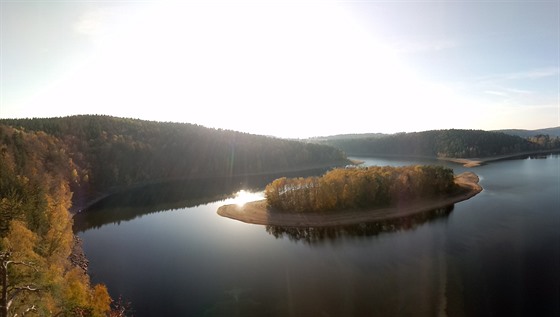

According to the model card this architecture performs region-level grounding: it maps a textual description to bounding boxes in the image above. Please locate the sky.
[1,0,558,139]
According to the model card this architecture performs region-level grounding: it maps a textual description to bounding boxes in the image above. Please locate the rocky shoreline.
[69,235,89,274]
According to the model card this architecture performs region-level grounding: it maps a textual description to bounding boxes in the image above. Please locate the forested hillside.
[1,115,349,206]
[0,125,112,316]
[496,127,560,138]
[0,115,349,315]
[314,129,560,158]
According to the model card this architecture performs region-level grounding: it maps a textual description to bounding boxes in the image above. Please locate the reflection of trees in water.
[73,168,329,233]
[265,205,454,245]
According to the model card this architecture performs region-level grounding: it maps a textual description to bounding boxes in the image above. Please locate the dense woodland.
[496,127,560,138]
[265,165,458,213]
[0,115,349,316]
[1,115,349,207]
[315,129,560,158]
[0,125,112,316]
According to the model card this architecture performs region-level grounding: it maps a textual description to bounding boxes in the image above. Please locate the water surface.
[78,155,560,316]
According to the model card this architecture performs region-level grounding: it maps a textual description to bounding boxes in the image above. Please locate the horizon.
[1,1,559,138]
[1,114,558,139]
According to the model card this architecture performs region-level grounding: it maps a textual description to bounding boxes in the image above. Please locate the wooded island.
[218,166,482,227]
[266,165,457,212]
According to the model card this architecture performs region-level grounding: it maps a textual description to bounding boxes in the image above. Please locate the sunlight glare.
[234,190,263,207]
[12,1,483,137]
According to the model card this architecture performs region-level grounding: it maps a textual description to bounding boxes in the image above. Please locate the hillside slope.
[311,129,560,158]
[0,125,113,315]
[495,127,560,138]
[1,115,349,205]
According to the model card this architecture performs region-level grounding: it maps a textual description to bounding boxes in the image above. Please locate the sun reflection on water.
[234,190,263,206]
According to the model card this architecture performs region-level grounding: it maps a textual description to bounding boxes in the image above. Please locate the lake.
[76,155,559,316]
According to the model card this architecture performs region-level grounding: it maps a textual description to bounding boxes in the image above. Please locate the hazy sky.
[1,0,558,138]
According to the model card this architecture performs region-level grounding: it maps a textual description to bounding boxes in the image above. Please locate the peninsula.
[438,149,560,167]
[218,167,482,227]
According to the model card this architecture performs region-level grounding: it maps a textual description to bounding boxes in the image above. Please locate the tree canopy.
[265,165,458,213]
[313,129,560,158]
[1,115,349,207]
[0,125,111,316]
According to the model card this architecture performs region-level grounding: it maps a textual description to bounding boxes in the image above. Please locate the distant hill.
[494,127,560,138]
[307,133,388,141]
[310,129,560,158]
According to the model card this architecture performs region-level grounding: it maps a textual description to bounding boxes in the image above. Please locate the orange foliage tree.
[265,165,457,213]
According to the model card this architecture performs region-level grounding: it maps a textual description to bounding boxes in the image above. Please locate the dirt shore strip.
[217,172,482,227]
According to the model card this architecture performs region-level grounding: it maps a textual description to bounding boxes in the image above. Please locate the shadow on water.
[73,168,331,233]
[265,205,455,245]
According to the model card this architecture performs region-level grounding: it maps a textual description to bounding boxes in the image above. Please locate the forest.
[0,115,349,316]
[1,115,349,208]
[314,129,560,158]
[0,125,113,316]
[264,165,458,213]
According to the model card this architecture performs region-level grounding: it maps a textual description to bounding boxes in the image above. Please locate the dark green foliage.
[0,126,76,236]
[496,127,560,138]
[316,129,559,158]
[265,165,457,213]
[1,116,349,200]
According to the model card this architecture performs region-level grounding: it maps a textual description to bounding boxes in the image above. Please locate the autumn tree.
[0,126,113,316]
[265,165,458,213]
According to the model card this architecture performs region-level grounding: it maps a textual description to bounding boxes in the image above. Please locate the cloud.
[74,9,110,36]
[481,67,560,82]
[484,90,509,97]
[484,87,533,97]
[505,68,560,80]
[391,39,459,54]
[74,6,141,38]
[474,67,557,105]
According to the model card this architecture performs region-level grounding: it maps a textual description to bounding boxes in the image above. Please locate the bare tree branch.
[11,285,39,293]
[13,304,37,317]
[4,261,38,272]
[1,252,41,317]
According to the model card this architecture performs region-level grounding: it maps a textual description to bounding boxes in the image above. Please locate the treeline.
[496,127,560,138]
[315,129,560,158]
[0,125,113,316]
[527,134,560,150]
[265,165,458,213]
[1,115,349,204]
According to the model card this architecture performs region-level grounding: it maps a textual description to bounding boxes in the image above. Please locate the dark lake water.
[76,155,560,316]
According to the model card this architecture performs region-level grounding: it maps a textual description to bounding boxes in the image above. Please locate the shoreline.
[438,149,560,167]
[70,160,350,214]
[217,172,482,227]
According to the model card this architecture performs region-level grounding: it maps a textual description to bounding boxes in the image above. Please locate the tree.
[1,252,40,317]
[265,165,458,213]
